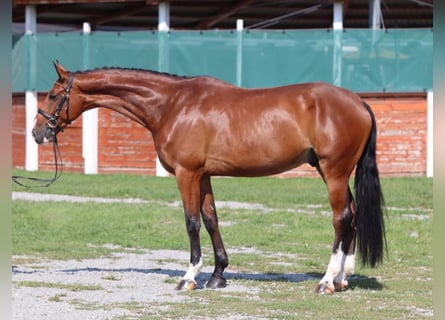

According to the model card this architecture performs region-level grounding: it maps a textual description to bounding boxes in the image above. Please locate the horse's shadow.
[305,272,384,291]
[56,267,319,289]
[24,266,383,291]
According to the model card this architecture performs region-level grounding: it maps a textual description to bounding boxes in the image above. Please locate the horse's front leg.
[175,168,203,291]
[200,176,229,288]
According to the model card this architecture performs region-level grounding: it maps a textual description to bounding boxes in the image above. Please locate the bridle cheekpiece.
[38,72,75,131]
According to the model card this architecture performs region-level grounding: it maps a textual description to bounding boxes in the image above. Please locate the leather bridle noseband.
[38,72,75,131]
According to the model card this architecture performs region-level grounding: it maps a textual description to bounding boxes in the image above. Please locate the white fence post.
[236,19,243,87]
[81,22,98,174]
[25,91,38,171]
[156,2,171,177]
[427,90,433,177]
[25,5,38,171]
[332,1,343,87]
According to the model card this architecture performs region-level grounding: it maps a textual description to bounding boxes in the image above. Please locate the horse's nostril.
[31,128,44,144]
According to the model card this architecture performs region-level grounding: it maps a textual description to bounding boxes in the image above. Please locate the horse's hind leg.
[316,173,357,294]
[200,176,229,288]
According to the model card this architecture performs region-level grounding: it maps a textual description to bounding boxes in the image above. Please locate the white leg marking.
[334,252,355,290]
[319,243,356,293]
[182,258,203,283]
[344,252,355,276]
[320,248,343,284]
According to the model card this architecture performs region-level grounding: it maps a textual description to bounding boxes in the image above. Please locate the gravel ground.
[13,244,279,320]
[12,246,315,320]
[13,248,191,319]
[12,192,314,320]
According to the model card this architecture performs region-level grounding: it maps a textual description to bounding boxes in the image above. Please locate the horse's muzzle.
[32,126,56,144]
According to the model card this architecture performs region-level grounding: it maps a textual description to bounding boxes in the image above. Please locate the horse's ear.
[53,61,68,81]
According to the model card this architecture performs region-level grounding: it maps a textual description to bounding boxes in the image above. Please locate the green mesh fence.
[12,29,432,93]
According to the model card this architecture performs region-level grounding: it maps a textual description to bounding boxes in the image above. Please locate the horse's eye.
[48,94,57,100]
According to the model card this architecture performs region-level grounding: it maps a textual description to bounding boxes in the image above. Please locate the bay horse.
[32,63,385,294]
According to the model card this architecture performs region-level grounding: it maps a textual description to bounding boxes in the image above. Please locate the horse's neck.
[78,70,174,130]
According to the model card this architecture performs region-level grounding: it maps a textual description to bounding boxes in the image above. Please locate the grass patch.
[12,169,432,210]
[48,293,67,302]
[17,281,102,291]
[12,171,432,319]
[13,200,187,259]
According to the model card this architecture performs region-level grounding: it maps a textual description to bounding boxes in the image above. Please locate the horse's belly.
[205,145,311,177]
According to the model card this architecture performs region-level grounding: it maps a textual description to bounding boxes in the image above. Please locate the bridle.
[12,73,75,188]
[38,72,75,131]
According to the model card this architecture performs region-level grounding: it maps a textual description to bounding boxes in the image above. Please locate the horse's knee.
[202,213,218,234]
[185,216,201,235]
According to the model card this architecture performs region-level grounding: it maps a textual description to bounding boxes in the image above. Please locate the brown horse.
[32,63,385,294]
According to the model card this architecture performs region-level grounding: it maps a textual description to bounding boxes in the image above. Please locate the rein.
[12,137,63,188]
[12,73,75,188]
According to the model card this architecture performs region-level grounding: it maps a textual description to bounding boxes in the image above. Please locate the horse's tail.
[354,101,386,267]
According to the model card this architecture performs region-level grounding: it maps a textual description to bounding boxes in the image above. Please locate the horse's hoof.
[205,275,227,289]
[334,280,348,292]
[315,283,335,295]
[175,279,197,291]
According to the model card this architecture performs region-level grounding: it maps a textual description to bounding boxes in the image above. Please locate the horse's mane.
[77,66,190,80]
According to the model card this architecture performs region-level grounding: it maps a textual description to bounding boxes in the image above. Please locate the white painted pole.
[82,21,91,34]
[158,1,170,32]
[369,0,382,29]
[25,5,36,34]
[236,19,243,87]
[25,5,38,171]
[25,91,38,171]
[81,22,98,174]
[332,1,343,87]
[332,1,343,30]
[427,90,433,177]
[156,2,170,177]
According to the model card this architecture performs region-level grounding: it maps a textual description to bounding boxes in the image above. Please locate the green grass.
[12,168,431,209]
[17,281,102,292]
[12,170,432,319]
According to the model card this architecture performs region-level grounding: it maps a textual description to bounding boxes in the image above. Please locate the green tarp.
[12,29,432,93]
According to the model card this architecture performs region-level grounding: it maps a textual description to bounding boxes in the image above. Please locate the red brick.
[12,94,428,177]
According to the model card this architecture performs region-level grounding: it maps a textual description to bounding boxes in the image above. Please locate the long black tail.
[354,101,386,267]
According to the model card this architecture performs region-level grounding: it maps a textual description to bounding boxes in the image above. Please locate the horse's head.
[32,62,82,144]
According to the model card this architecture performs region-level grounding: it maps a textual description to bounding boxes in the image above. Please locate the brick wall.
[98,109,157,175]
[12,97,26,168]
[367,95,427,177]
[12,93,428,177]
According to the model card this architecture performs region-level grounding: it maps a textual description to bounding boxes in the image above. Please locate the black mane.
[78,66,190,79]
